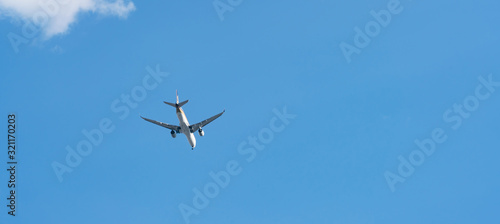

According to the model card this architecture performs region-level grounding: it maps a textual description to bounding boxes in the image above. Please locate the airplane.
[141,90,225,150]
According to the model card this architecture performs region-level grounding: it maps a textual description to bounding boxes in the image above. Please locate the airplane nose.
[190,135,196,148]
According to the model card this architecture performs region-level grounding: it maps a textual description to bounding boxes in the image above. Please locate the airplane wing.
[189,110,225,132]
[141,116,181,132]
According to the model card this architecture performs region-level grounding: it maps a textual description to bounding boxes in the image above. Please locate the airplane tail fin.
[176,90,179,104]
[164,90,188,108]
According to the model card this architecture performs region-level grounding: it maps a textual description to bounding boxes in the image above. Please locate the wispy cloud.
[0,0,135,39]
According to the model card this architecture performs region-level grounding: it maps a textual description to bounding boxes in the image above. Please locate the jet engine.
[170,130,176,138]
[198,128,204,136]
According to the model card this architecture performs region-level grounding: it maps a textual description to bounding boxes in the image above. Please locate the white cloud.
[0,0,135,39]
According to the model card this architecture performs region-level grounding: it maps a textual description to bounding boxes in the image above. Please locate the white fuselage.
[176,107,196,148]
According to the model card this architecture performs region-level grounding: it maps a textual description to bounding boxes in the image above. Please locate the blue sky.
[1,0,500,223]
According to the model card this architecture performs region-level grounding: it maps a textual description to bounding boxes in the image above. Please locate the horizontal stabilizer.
[178,100,188,107]
[164,100,189,108]
[164,101,176,107]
